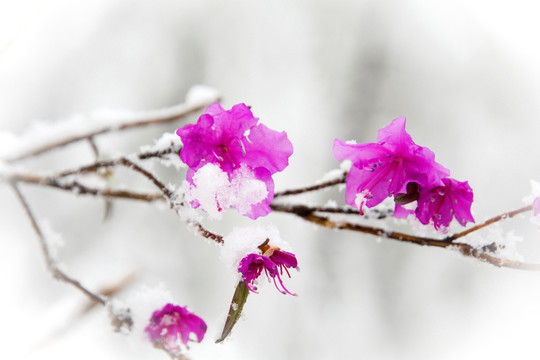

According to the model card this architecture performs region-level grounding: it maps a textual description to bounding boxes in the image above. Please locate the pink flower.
[333,117,449,214]
[533,197,540,217]
[415,178,475,232]
[145,303,207,353]
[238,243,298,295]
[177,102,293,219]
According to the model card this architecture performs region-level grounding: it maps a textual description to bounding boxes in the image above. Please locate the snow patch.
[220,225,290,270]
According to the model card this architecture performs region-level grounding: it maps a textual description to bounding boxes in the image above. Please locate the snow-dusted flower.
[177,102,293,219]
[145,303,207,353]
[415,178,474,232]
[238,240,298,295]
[333,117,449,214]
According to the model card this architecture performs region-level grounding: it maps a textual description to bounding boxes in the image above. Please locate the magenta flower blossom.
[333,117,449,215]
[177,102,293,219]
[238,245,298,295]
[415,178,474,232]
[333,117,475,232]
[145,303,207,353]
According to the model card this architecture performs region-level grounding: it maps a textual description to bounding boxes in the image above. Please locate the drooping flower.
[415,178,475,232]
[177,102,293,219]
[238,240,298,295]
[333,117,449,215]
[145,303,207,353]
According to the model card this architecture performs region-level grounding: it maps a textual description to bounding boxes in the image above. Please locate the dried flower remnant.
[145,303,207,353]
[238,239,298,295]
[177,102,293,219]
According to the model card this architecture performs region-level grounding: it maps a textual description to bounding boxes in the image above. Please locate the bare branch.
[274,173,347,198]
[444,204,534,241]
[271,202,540,270]
[9,181,107,305]
[11,173,164,202]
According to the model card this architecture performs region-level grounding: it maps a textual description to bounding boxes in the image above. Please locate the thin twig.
[9,181,107,304]
[271,202,540,270]
[274,173,347,198]
[119,157,174,199]
[444,204,534,241]
[55,145,180,178]
[11,173,164,202]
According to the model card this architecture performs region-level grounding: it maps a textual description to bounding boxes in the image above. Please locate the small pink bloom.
[238,245,298,296]
[333,117,449,214]
[415,178,475,232]
[177,102,293,219]
[533,197,540,217]
[145,303,207,353]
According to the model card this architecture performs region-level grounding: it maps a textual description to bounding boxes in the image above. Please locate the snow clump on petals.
[184,163,270,219]
[176,102,293,219]
[333,117,475,232]
[145,303,207,353]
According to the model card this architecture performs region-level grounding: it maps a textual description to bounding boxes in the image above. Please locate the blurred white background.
[2,0,540,359]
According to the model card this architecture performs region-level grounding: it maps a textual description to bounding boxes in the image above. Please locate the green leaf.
[216,280,249,343]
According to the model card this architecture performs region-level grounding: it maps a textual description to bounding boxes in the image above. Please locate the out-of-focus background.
[2,1,540,359]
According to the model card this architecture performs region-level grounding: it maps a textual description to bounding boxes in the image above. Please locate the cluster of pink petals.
[333,117,474,232]
[145,303,207,353]
[238,248,298,295]
[177,102,293,219]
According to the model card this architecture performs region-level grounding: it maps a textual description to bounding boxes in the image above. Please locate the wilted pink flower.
[415,178,475,232]
[238,244,298,295]
[145,303,207,353]
[333,117,449,214]
[177,102,293,219]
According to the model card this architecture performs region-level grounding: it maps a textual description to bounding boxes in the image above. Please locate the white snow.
[220,225,290,270]
[39,219,64,262]
[522,179,540,204]
[140,132,182,154]
[457,224,524,262]
[139,132,185,169]
[124,283,175,342]
[185,163,268,219]
[185,85,221,105]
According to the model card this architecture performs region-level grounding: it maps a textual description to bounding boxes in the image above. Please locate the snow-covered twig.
[6,93,218,163]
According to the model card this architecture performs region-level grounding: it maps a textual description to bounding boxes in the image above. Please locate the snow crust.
[124,283,175,341]
[458,224,524,262]
[220,225,290,270]
[139,132,185,169]
[185,163,268,219]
